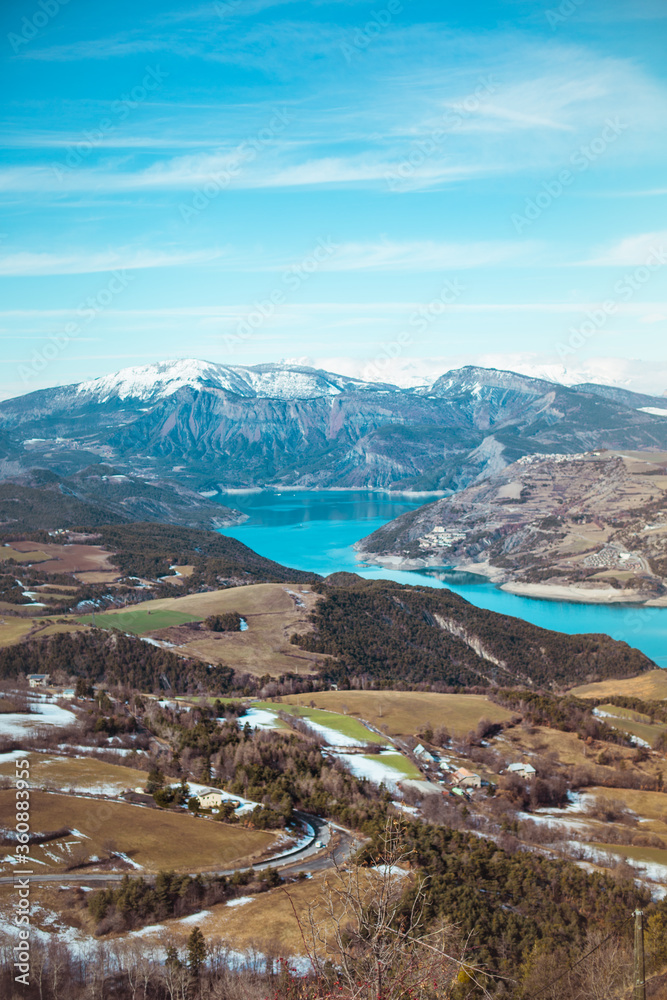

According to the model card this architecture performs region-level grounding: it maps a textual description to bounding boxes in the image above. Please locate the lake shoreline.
[358,552,664,607]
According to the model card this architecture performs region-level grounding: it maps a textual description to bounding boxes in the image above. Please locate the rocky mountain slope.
[358,450,667,604]
[2,360,667,491]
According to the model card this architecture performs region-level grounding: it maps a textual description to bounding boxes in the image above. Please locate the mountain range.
[2,359,667,492]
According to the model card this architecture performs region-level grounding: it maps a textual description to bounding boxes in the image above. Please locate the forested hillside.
[292,577,653,688]
[90,522,319,585]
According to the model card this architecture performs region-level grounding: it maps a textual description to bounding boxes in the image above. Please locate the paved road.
[0,813,363,886]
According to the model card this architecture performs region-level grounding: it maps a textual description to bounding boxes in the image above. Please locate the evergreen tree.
[187,926,206,976]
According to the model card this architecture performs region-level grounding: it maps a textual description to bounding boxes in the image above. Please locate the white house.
[27,673,50,688]
[196,789,225,809]
[507,762,536,780]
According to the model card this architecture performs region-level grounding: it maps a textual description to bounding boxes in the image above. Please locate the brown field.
[6,542,118,576]
[108,865,398,957]
[0,790,276,873]
[281,690,514,738]
[118,584,324,676]
[0,615,85,648]
[0,615,36,646]
[0,753,148,794]
[0,544,51,564]
[584,786,667,832]
[571,670,667,700]
[73,571,122,584]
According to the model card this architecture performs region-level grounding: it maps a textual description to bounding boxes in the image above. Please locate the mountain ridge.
[2,359,667,492]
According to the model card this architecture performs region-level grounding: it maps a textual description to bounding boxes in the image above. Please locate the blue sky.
[2,0,667,398]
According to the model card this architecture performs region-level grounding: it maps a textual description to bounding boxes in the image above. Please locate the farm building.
[506,762,536,779]
[27,673,50,688]
[451,767,481,789]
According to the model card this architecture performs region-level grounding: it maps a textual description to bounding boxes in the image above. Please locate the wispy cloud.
[0,247,224,277]
[582,231,667,266]
[322,239,535,271]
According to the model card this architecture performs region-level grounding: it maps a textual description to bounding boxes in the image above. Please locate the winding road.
[0,813,362,886]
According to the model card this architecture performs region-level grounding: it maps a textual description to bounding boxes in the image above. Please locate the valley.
[1,362,667,997]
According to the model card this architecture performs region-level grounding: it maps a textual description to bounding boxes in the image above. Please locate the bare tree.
[287,822,494,1000]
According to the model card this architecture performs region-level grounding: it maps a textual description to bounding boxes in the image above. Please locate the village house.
[506,762,537,780]
[196,789,227,810]
[27,673,50,688]
[451,767,482,789]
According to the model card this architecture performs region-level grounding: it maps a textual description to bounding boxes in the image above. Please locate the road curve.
[0,813,363,886]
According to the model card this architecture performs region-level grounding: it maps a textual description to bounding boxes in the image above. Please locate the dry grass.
[135,584,324,677]
[572,671,667,701]
[584,786,667,831]
[108,866,395,958]
[281,691,514,738]
[0,615,36,647]
[0,545,50,564]
[0,753,148,794]
[0,790,276,873]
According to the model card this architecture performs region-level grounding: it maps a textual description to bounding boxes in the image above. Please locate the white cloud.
[0,247,224,277]
[322,239,534,271]
[583,231,667,266]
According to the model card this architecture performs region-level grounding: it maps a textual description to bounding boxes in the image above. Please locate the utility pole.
[634,909,646,1000]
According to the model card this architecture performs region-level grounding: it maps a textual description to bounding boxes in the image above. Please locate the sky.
[1,0,667,399]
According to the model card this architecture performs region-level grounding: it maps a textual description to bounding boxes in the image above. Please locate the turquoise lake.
[218,490,667,668]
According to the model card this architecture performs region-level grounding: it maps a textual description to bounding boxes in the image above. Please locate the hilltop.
[358,450,667,604]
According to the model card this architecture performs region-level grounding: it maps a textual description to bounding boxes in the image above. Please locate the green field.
[589,842,667,868]
[281,690,514,738]
[76,608,201,634]
[363,751,422,780]
[255,702,383,744]
[595,703,666,748]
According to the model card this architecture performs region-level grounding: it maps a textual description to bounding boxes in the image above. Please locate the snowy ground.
[236,708,281,730]
[0,700,76,738]
[331,750,408,790]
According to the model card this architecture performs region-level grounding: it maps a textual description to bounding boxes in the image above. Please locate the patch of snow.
[0,700,76,738]
[225,896,254,908]
[178,909,213,924]
[332,751,406,789]
[638,407,667,417]
[237,708,280,730]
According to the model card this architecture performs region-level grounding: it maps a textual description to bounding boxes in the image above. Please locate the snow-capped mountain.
[2,360,667,492]
[75,359,392,404]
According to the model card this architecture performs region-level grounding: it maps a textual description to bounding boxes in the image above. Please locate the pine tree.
[187,926,206,977]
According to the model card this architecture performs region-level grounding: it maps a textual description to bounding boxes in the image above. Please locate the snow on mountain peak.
[74,359,384,403]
